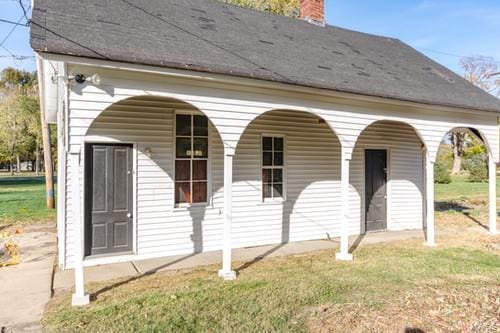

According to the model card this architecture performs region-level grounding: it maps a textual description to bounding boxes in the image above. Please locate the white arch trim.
[350,119,430,155]
[232,107,349,151]
[432,126,498,164]
[71,93,227,153]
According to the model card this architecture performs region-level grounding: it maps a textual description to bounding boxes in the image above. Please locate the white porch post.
[424,154,436,246]
[70,151,90,306]
[218,148,236,280]
[336,147,353,261]
[488,156,497,235]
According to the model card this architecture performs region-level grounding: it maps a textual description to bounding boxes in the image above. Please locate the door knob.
[127,213,132,218]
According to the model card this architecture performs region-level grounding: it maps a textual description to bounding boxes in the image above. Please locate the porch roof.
[30,0,500,113]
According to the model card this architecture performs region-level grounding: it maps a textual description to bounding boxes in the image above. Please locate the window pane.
[193,182,207,203]
[193,138,208,158]
[274,137,283,151]
[176,114,191,136]
[175,182,191,204]
[263,183,272,199]
[193,115,208,136]
[274,152,283,166]
[273,169,283,183]
[262,137,272,151]
[175,160,190,181]
[176,138,192,158]
[262,169,271,183]
[193,160,207,181]
[263,152,272,166]
[273,183,283,198]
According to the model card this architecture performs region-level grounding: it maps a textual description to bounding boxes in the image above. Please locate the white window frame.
[261,133,286,202]
[173,111,212,208]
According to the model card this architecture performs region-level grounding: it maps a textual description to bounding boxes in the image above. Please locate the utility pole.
[40,102,55,209]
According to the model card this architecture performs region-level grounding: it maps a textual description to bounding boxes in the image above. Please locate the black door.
[85,144,133,256]
[365,149,387,232]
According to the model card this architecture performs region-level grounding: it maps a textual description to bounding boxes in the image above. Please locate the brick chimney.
[300,0,325,25]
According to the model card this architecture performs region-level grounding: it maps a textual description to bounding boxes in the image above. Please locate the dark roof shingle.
[30,0,500,112]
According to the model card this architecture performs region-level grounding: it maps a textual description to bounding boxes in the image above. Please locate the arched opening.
[434,127,496,231]
[82,95,225,258]
[232,109,342,255]
[350,120,427,237]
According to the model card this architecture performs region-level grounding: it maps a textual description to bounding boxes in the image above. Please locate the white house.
[31,0,499,306]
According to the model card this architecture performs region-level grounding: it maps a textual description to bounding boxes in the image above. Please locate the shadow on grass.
[91,253,198,300]
[435,201,470,212]
[462,212,489,231]
[235,243,285,274]
[92,244,291,299]
[435,201,489,231]
[349,233,366,253]
[405,328,425,333]
[0,176,57,186]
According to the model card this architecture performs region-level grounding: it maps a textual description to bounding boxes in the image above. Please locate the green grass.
[0,176,56,225]
[435,174,499,202]
[43,238,500,333]
[0,171,43,178]
[41,172,500,332]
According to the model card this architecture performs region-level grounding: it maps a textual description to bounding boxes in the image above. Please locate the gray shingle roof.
[30,0,500,113]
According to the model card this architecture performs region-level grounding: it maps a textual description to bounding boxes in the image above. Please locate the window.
[262,136,284,200]
[175,114,209,205]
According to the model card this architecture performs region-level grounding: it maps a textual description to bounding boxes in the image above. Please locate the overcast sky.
[0,0,499,74]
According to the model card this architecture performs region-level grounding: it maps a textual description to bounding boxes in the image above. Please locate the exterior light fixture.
[144,148,153,157]
[66,73,102,85]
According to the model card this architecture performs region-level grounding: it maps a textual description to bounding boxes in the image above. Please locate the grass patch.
[0,176,56,225]
[434,175,500,217]
[43,233,500,332]
[435,175,499,203]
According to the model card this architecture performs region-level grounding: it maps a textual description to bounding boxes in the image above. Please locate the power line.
[416,46,500,64]
[119,0,292,83]
[18,0,29,23]
[0,2,32,65]
[0,44,14,57]
[0,13,26,46]
[0,18,28,26]
[0,53,35,60]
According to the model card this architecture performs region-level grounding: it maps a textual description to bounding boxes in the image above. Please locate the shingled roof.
[30,0,500,113]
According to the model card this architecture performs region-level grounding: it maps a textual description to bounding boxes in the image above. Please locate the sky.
[0,0,499,74]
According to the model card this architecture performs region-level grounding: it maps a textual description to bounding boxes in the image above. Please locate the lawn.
[40,174,499,332]
[0,175,56,225]
[43,220,499,332]
[435,175,499,203]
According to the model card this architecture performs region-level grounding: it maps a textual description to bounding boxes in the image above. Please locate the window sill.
[257,199,286,206]
[172,203,213,211]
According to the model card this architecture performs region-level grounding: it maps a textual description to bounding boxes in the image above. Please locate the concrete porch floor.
[54,229,427,290]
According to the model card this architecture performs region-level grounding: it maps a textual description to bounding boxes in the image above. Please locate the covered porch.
[67,93,498,306]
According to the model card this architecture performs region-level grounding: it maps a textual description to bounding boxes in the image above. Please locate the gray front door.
[365,149,387,232]
[85,144,133,256]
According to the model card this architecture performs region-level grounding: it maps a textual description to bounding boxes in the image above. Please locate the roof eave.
[36,51,500,115]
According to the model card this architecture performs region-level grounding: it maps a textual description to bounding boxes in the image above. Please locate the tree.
[0,68,42,175]
[221,0,300,17]
[460,56,500,97]
[450,130,466,174]
[449,56,500,173]
[0,90,31,174]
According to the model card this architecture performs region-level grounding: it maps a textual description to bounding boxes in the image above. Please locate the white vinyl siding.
[233,110,342,248]
[349,121,424,234]
[59,62,499,268]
